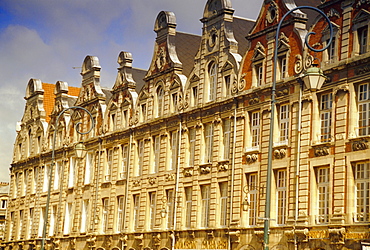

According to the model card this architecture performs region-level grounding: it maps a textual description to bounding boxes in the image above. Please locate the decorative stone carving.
[153,233,161,248]
[199,164,211,174]
[333,83,349,95]
[218,162,229,171]
[314,146,330,157]
[165,173,175,181]
[183,167,193,177]
[135,234,144,246]
[329,228,346,245]
[133,179,141,187]
[246,154,258,163]
[274,148,286,159]
[352,138,369,151]
[284,228,309,243]
[228,230,240,243]
[148,177,157,185]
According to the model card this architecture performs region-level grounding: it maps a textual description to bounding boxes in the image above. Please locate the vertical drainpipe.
[294,82,302,250]
[229,98,238,250]
[172,115,182,250]
[122,129,133,250]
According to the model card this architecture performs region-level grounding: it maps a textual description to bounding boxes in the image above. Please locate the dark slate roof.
[233,16,256,56]
[295,0,324,28]
[102,88,113,105]
[132,68,147,93]
[175,31,202,77]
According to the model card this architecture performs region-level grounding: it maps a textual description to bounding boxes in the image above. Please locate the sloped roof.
[132,68,147,93]
[295,0,324,28]
[175,31,202,77]
[42,83,80,123]
[233,16,256,56]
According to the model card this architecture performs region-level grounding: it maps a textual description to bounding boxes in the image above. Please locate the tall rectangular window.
[153,136,160,173]
[257,64,263,86]
[219,182,228,227]
[27,208,34,239]
[117,196,124,232]
[133,194,140,229]
[354,162,370,222]
[23,170,27,196]
[18,210,23,240]
[204,124,214,163]
[316,167,330,224]
[251,111,260,148]
[84,153,93,184]
[43,165,50,192]
[279,104,290,143]
[102,198,109,233]
[63,203,72,235]
[223,119,231,160]
[278,57,287,80]
[120,145,128,179]
[209,63,217,101]
[320,93,333,142]
[68,158,75,188]
[358,26,368,55]
[81,200,89,233]
[171,131,179,170]
[149,192,156,229]
[247,173,258,226]
[53,162,60,190]
[166,189,174,229]
[141,103,147,122]
[172,93,178,113]
[327,38,336,61]
[137,140,144,176]
[49,205,57,236]
[32,167,38,194]
[189,128,196,167]
[105,149,113,182]
[200,185,211,228]
[192,86,198,106]
[358,83,370,136]
[184,187,192,228]
[276,169,287,225]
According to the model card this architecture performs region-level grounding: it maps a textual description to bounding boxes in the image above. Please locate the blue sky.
[0,0,262,182]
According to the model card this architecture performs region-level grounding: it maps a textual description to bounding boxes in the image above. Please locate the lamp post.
[41,106,95,250]
[264,6,333,250]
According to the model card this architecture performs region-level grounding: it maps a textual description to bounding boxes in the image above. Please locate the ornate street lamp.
[302,64,327,91]
[41,106,95,250]
[264,6,333,250]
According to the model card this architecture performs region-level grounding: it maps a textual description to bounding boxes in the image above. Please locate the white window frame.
[170,131,179,170]
[251,111,260,148]
[81,199,89,233]
[137,140,144,176]
[358,83,370,136]
[156,86,164,117]
[120,145,128,179]
[166,189,174,229]
[320,93,333,142]
[102,198,109,233]
[189,128,196,167]
[68,158,75,188]
[200,185,211,228]
[84,153,93,185]
[219,182,228,227]
[153,136,160,173]
[133,194,140,230]
[208,62,217,102]
[279,104,290,144]
[354,162,370,222]
[149,192,156,230]
[117,196,124,232]
[184,187,192,229]
[316,167,330,224]
[63,203,72,235]
[247,173,258,226]
[105,149,113,182]
[204,123,214,163]
[276,169,287,225]
[223,119,232,160]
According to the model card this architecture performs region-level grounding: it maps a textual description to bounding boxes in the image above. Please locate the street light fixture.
[41,106,95,250]
[302,64,327,91]
[264,6,333,250]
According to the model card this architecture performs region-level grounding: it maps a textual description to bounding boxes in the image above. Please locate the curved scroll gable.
[76,55,106,106]
[25,78,44,100]
[146,11,183,79]
[113,51,137,92]
[202,0,233,21]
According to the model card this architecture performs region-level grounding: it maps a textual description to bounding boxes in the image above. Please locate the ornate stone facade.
[4,0,370,250]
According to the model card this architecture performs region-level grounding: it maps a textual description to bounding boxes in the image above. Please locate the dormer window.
[252,42,266,87]
[352,10,370,57]
[322,22,339,64]
[207,62,217,102]
[156,85,164,117]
